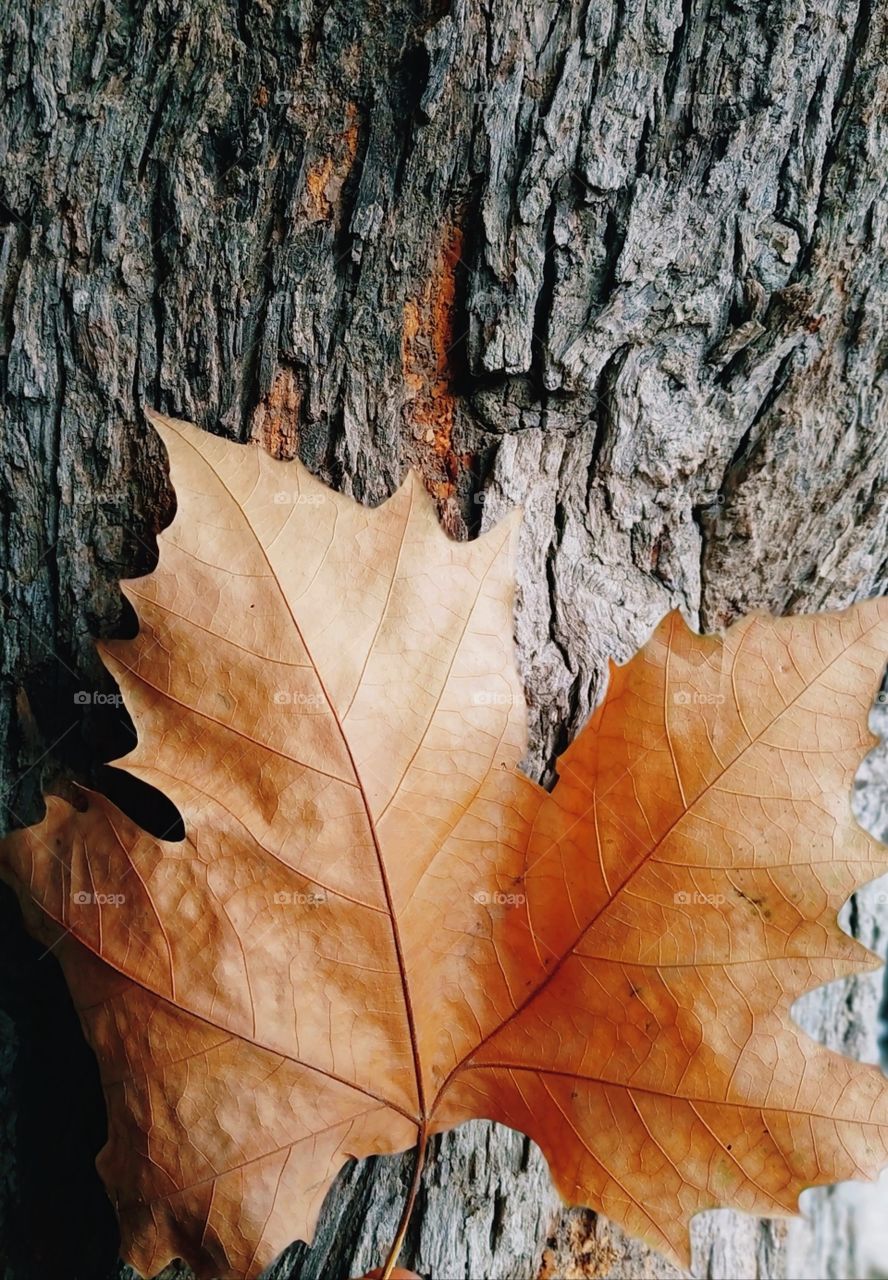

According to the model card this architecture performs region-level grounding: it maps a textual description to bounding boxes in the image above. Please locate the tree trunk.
[2,1,887,1278]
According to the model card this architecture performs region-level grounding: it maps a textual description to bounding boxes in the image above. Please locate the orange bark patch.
[341,103,360,167]
[402,222,471,503]
[251,365,303,459]
[304,156,335,220]
[537,1213,619,1279]
[302,105,360,223]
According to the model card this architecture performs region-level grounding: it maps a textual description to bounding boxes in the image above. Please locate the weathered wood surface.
[1,0,887,1276]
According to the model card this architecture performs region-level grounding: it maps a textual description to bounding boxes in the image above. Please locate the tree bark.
[1,1,887,1278]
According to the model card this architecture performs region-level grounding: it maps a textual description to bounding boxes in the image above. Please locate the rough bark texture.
[1,0,887,1277]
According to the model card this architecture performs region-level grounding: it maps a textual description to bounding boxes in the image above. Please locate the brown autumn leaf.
[4,410,888,1280]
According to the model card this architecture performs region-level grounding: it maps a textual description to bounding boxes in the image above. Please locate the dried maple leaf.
[4,411,888,1280]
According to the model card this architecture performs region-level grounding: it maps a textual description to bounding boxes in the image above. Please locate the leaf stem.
[380,1127,428,1280]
